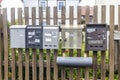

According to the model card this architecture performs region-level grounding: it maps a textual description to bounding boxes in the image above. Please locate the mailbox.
[86,24,107,51]
[26,25,42,48]
[114,31,120,40]
[10,25,26,48]
[61,26,82,49]
[43,25,60,49]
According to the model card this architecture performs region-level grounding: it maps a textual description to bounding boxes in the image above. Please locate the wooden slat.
[61,49,66,80]
[46,7,51,80]
[39,7,43,80]
[46,49,51,80]
[77,7,81,79]
[101,5,106,80]
[69,6,74,25]
[84,6,90,80]
[77,6,81,24]
[46,7,50,25]
[54,7,58,25]
[93,6,98,80]
[32,7,37,80]
[39,49,44,80]
[53,50,58,80]
[69,49,73,80]
[39,7,43,25]
[109,5,114,80]
[11,8,16,80]
[18,8,23,80]
[61,6,66,24]
[93,51,97,80]
[0,9,3,80]
[76,49,81,80]
[24,7,30,80]
[3,8,8,80]
[53,7,58,80]
[118,5,120,80]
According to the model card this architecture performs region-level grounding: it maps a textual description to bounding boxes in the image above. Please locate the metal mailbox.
[61,27,82,49]
[26,25,42,48]
[114,31,120,40]
[43,25,60,49]
[86,24,107,51]
[10,25,26,48]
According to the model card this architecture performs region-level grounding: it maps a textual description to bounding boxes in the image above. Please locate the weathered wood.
[69,49,73,80]
[46,7,51,80]
[93,6,98,80]
[61,49,66,80]
[93,51,97,80]
[76,49,81,80]
[53,7,58,80]
[84,6,90,80]
[62,6,66,24]
[24,7,30,80]
[46,49,51,80]
[39,49,44,80]
[18,49,23,80]
[118,5,120,80]
[46,7,50,25]
[39,7,43,25]
[69,6,74,25]
[0,10,3,80]
[101,5,106,80]
[77,6,81,24]
[18,8,23,80]
[3,8,8,80]
[109,5,115,80]
[39,7,43,80]
[32,7,37,80]
[11,8,16,80]
[53,50,58,80]
[54,7,58,25]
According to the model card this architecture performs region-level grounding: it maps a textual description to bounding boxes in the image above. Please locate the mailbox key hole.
[54,45,57,47]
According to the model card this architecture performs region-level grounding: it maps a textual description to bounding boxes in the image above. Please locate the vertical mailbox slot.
[26,25,42,48]
[10,25,26,48]
[43,25,59,49]
[61,27,82,49]
[86,24,107,51]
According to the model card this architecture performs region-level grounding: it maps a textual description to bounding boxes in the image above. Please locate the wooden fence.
[0,5,119,80]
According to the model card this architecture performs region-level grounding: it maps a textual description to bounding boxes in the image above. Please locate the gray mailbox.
[61,25,82,49]
[10,25,26,48]
[43,25,59,49]
[57,57,92,67]
[86,24,107,51]
[26,25,42,48]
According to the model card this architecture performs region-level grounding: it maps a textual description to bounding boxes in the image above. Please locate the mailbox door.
[86,24,107,51]
[10,28,26,48]
[61,29,82,49]
[26,26,42,48]
[43,27,59,49]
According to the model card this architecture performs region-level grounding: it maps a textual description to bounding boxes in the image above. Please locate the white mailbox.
[10,25,26,48]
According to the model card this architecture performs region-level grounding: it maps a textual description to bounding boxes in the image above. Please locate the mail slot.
[26,25,42,48]
[57,57,92,67]
[10,25,26,48]
[61,25,82,49]
[43,25,60,49]
[86,24,107,51]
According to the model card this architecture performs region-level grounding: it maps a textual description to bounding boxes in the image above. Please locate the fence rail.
[0,6,119,80]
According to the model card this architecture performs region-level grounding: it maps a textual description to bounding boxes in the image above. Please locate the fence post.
[0,9,3,80]
[109,5,115,80]
[101,5,106,80]
[3,8,9,80]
